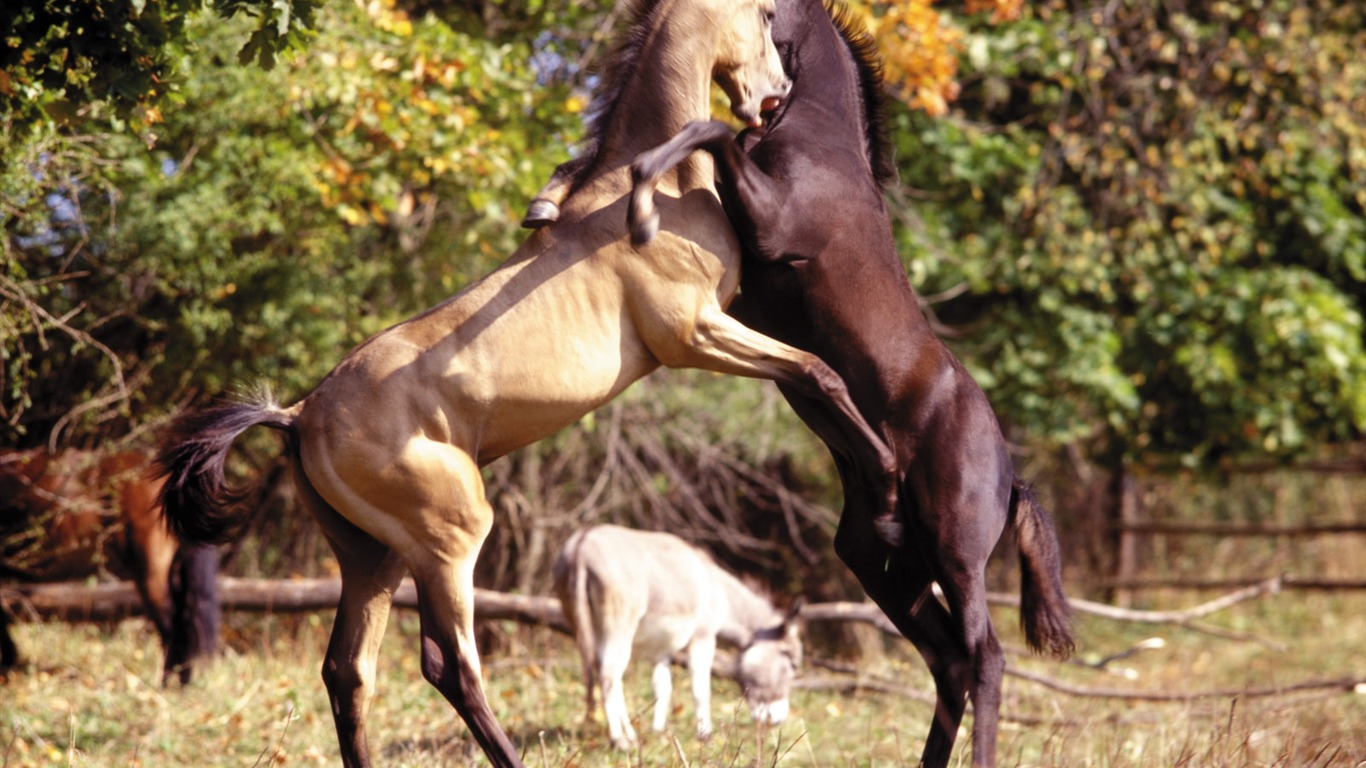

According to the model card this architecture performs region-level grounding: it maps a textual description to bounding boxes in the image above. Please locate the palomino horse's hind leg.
[304,467,407,768]
[403,449,523,767]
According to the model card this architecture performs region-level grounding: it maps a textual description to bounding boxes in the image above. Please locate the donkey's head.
[736,598,803,725]
[710,0,791,127]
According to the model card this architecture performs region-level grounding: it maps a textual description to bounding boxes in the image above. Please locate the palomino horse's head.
[736,598,803,725]
[711,0,791,127]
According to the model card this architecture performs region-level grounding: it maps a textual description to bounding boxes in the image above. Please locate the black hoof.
[873,515,905,548]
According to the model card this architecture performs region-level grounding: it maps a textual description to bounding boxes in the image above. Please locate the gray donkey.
[552,525,802,748]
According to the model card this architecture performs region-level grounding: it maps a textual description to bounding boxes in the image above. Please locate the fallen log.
[0,577,569,630]
[2,575,1322,635]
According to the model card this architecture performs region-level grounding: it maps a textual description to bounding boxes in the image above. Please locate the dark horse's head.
[755,0,898,185]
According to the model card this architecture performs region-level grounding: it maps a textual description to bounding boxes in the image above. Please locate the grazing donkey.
[552,525,802,749]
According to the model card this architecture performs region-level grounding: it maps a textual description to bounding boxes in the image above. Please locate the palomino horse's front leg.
[649,303,898,505]
[522,155,592,228]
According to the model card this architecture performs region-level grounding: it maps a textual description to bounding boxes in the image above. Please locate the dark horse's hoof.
[521,199,560,229]
[874,513,905,548]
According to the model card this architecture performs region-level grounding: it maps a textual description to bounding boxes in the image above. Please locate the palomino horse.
[0,449,219,685]
[552,525,801,749]
[612,0,1078,764]
[156,0,897,764]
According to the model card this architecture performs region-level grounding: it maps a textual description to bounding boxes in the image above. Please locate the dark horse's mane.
[823,0,898,186]
[566,0,895,185]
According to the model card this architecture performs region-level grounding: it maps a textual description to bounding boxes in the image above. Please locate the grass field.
[3,592,1364,767]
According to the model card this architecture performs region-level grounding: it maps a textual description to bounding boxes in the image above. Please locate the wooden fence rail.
[1114,521,1366,537]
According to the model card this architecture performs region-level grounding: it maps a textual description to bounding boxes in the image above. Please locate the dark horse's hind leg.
[832,470,1006,768]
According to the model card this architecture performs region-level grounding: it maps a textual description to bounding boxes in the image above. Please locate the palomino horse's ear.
[783,596,805,627]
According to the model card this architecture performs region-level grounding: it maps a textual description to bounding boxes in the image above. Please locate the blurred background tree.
[2,0,1362,600]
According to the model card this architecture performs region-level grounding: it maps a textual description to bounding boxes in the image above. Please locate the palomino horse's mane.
[823,0,897,186]
[573,0,666,174]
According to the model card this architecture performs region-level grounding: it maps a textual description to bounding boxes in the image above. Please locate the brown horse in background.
[156,0,899,764]
[0,449,219,685]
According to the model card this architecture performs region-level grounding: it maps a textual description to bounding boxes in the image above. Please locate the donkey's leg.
[686,633,718,739]
[301,461,407,768]
[597,632,638,748]
[650,659,673,732]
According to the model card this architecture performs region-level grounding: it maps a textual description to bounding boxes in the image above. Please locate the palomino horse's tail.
[157,390,295,545]
[1009,480,1075,659]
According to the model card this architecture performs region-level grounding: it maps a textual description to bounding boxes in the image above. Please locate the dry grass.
[2,592,1364,767]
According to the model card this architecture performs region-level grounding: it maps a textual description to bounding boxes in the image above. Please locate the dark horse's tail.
[157,391,296,545]
[1009,480,1075,659]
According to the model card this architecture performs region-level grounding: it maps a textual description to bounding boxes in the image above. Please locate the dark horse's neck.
[769,0,894,185]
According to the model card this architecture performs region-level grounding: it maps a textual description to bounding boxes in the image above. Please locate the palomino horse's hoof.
[521,199,560,229]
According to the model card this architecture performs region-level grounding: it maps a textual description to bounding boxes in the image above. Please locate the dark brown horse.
[611,0,1076,764]
[0,448,219,685]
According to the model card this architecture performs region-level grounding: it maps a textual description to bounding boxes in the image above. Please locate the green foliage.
[1,2,582,445]
[0,0,318,130]
[897,0,1366,464]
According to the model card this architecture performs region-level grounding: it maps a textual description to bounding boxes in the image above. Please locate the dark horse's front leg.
[629,121,785,246]
[629,120,903,545]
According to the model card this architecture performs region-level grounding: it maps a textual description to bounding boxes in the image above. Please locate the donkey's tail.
[1009,479,1075,659]
[552,529,600,711]
[156,389,296,545]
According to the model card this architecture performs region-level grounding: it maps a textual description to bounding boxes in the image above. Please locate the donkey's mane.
[823,0,897,186]
[572,0,664,174]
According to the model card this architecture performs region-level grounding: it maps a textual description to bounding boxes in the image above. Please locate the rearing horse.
[615,0,1076,764]
[157,0,897,765]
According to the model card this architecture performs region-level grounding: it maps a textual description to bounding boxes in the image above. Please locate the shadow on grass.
[381,724,582,764]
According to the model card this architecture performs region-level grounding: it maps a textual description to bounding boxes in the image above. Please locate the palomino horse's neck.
[598,0,719,190]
